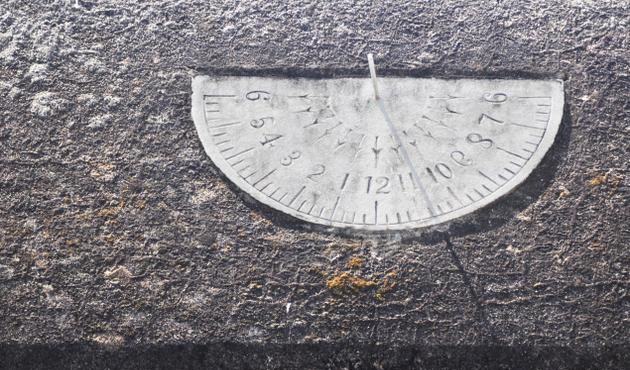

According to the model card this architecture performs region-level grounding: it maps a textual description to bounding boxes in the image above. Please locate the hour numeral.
[478,112,504,126]
[426,163,453,183]
[307,164,326,181]
[281,150,301,166]
[366,176,390,194]
[450,150,473,166]
[483,92,507,103]
[466,133,494,149]
[250,116,274,128]
[260,133,283,146]
[246,90,271,101]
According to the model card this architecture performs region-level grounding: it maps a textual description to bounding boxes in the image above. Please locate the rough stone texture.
[0,0,628,369]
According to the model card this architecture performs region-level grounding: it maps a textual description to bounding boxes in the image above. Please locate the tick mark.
[316,122,342,141]
[289,186,306,207]
[303,118,320,128]
[294,106,312,113]
[497,146,529,160]
[211,121,242,128]
[340,173,350,190]
[242,169,257,180]
[429,94,463,100]
[297,200,308,212]
[252,169,277,186]
[237,164,251,174]
[445,104,461,114]
[204,94,236,98]
[225,147,254,161]
[509,121,546,130]
[330,196,341,220]
[231,159,246,168]
[447,186,463,205]
[478,170,499,186]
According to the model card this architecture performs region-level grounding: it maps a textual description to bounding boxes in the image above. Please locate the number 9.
[250,116,274,128]
[483,93,507,103]
[246,90,271,101]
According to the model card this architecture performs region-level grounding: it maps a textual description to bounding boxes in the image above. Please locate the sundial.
[191,57,563,231]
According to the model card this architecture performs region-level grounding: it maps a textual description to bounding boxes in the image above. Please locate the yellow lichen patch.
[586,171,625,193]
[324,240,363,254]
[96,200,126,218]
[104,265,132,282]
[326,272,376,292]
[375,271,398,301]
[134,199,147,209]
[90,162,116,182]
[608,173,625,190]
[558,185,571,199]
[587,173,608,187]
[346,256,365,269]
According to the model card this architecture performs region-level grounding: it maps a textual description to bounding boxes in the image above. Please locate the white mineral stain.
[30,92,69,117]
[25,63,48,83]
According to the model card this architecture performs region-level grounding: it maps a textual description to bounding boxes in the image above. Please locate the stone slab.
[0,0,628,369]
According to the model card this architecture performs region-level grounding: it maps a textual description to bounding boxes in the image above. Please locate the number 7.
[478,113,504,125]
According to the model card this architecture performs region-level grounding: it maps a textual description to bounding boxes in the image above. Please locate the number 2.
[307,165,326,181]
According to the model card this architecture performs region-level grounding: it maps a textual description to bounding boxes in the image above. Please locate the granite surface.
[0,0,628,368]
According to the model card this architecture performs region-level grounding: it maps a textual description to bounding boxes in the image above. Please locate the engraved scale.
[191,66,563,231]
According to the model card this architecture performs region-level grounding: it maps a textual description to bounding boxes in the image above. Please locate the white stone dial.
[191,76,563,231]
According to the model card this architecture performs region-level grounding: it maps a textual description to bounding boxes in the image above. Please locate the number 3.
[281,151,301,166]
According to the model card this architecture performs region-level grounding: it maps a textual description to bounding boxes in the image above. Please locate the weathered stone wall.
[0,0,628,368]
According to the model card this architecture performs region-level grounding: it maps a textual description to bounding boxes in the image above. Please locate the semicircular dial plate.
[191,76,563,231]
